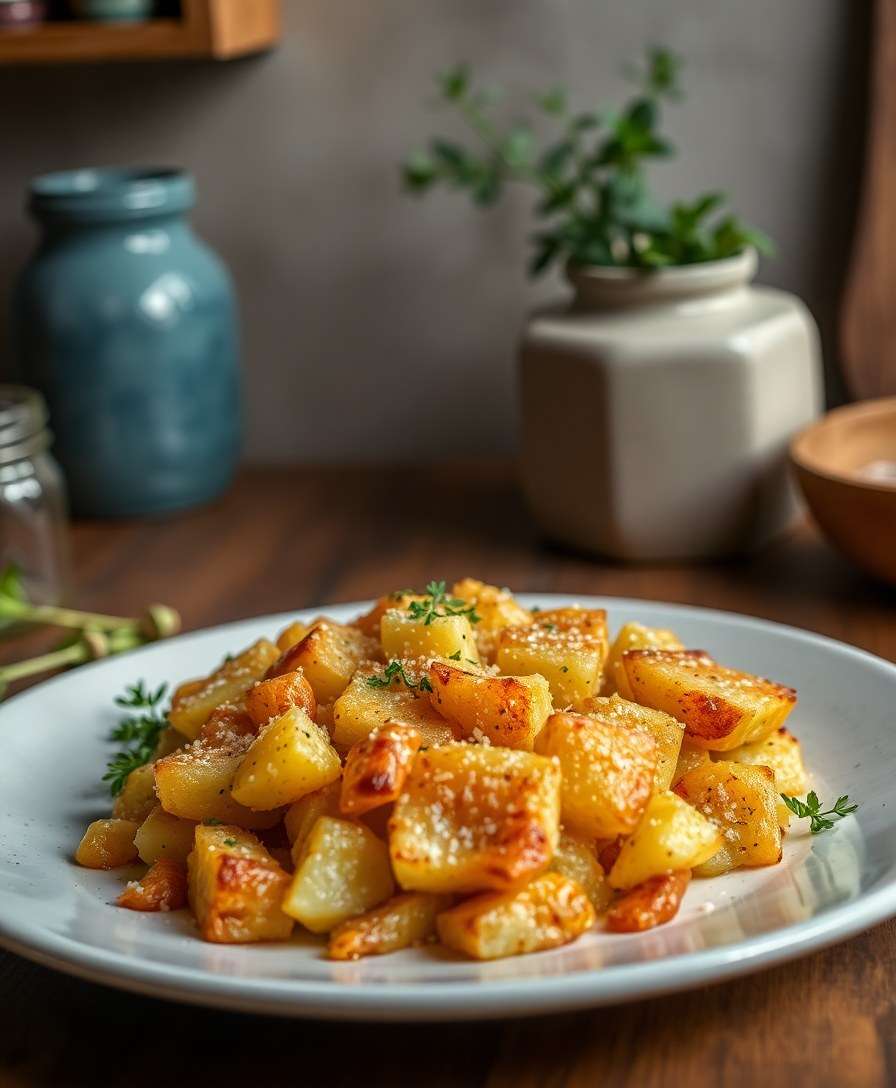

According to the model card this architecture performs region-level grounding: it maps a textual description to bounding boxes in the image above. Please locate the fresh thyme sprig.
[367,660,434,693]
[781,791,858,835]
[406,580,480,626]
[102,680,169,796]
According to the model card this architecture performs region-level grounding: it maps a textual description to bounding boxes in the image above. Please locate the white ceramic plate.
[0,596,893,1021]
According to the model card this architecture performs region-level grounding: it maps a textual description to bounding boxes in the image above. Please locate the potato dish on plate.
[75,578,809,961]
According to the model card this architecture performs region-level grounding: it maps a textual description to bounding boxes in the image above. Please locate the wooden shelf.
[0,0,279,64]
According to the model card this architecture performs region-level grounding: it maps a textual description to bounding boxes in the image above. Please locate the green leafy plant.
[406,580,480,626]
[403,47,773,275]
[102,680,169,795]
[781,791,858,835]
[0,563,181,700]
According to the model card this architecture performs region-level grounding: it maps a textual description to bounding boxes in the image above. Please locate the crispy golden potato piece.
[427,662,552,750]
[726,727,809,796]
[437,872,595,960]
[340,723,422,816]
[675,761,783,875]
[328,892,450,960]
[75,818,140,869]
[549,832,612,912]
[276,620,310,653]
[389,742,561,894]
[450,578,532,662]
[622,649,796,752]
[282,816,394,933]
[198,703,256,746]
[112,762,158,823]
[380,611,481,666]
[152,725,186,760]
[332,665,456,751]
[284,780,343,859]
[230,707,341,811]
[603,621,684,697]
[169,639,280,740]
[244,669,317,728]
[269,621,379,704]
[154,739,281,829]
[671,741,710,786]
[118,858,187,912]
[581,693,685,791]
[187,824,293,943]
[607,791,722,890]
[134,804,197,865]
[606,870,691,932]
[534,712,656,839]
[354,593,422,638]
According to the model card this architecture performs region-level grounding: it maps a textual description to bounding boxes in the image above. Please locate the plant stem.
[0,600,138,633]
[0,641,88,683]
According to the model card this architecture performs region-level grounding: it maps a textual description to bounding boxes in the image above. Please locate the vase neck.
[567,248,757,311]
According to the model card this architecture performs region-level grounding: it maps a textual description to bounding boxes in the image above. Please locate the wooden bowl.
[791,397,896,584]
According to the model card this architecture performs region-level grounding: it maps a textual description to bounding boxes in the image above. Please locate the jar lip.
[0,386,50,466]
[28,166,195,223]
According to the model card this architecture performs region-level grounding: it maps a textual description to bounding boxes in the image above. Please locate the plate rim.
[2,593,895,1020]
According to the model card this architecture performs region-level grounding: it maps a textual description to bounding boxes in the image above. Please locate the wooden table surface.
[2,466,894,1088]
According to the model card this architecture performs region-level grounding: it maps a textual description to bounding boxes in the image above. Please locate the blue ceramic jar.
[13,167,241,518]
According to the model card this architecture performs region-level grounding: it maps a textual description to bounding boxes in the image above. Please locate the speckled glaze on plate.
[0,596,892,1021]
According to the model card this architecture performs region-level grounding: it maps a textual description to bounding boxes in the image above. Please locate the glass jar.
[0,385,70,605]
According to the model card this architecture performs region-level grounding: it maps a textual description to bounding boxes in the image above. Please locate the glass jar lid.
[0,385,51,466]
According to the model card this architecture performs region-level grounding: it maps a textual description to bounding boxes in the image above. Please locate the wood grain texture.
[1,465,894,1088]
[0,0,279,65]
[841,0,896,398]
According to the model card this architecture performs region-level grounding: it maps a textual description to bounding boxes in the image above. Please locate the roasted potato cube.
[75,818,140,869]
[270,621,379,704]
[284,780,342,858]
[152,725,186,760]
[328,892,450,960]
[340,723,422,815]
[187,824,293,943]
[550,832,612,912]
[134,804,197,865]
[436,872,594,960]
[622,649,797,751]
[198,703,256,746]
[169,639,280,740]
[675,761,783,875]
[230,708,341,810]
[671,741,710,786]
[608,790,722,889]
[118,858,187,912]
[389,742,561,894]
[450,578,532,662]
[282,816,394,933]
[606,870,691,932]
[726,727,809,796]
[381,610,481,666]
[427,662,552,750]
[276,620,310,653]
[154,740,281,829]
[354,592,421,638]
[603,621,684,697]
[112,762,158,823]
[244,669,317,728]
[581,693,685,792]
[534,712,656,839]
[332,666,455,751]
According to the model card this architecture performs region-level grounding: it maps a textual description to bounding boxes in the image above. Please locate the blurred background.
[0,0,870,463]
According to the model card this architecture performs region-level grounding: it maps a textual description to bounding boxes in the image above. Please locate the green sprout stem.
[0,627,144,692]
[0,598,138,633]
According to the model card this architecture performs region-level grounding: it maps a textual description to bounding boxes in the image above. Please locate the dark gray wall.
[0,0,869,461]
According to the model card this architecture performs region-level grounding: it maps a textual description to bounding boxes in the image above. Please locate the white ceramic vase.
[518,249,823,560]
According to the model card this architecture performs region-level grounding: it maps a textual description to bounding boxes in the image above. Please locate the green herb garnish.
[406,581,480,626]
[781,791,858,835]
[223,838,238,847]
[448,649,462,660]
[102,680,169,796]
[367,660,433,693]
